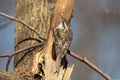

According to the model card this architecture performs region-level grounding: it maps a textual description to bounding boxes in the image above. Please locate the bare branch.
[0,42,46,71]
[6,57,11,71]
[68,51,113,80]
[0,12,46,41]
[15,37,42,48]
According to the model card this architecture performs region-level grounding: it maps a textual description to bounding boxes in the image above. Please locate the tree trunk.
[0,0,74,80]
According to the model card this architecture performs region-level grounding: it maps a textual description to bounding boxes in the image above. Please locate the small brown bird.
[54,17,72,57]
[53,15,73,72]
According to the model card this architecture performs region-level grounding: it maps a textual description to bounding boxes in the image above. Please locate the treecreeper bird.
[53,15,73,72]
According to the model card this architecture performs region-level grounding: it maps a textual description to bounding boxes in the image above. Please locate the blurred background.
[0,0,15,72]
[0,0,120,80]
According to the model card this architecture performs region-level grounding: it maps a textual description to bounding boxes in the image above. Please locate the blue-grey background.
[0,0,15,71]
[0,0,120,80]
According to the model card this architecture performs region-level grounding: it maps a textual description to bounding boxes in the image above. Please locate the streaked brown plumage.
[53,15,73,72]
[54,18,73,57]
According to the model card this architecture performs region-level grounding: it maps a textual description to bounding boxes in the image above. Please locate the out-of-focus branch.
[68,51,113,80]
[0,42,46,71]
[0,12,46,41]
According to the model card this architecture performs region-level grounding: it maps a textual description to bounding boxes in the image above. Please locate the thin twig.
[6,57,11,71]
[15,37,42,48]
[0,42,46,71]
[0,12,46,41]
[68,51,113,80]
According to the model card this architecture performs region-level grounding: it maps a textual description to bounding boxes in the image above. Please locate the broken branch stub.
[44,0,75,79]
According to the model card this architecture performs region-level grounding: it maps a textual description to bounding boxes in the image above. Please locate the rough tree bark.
[0,0,74,80]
